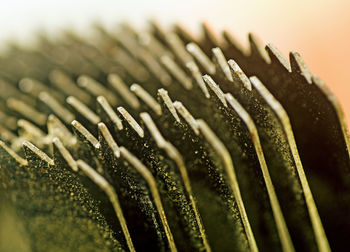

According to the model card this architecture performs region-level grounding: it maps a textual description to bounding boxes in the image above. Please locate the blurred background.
[0,0,349,121]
